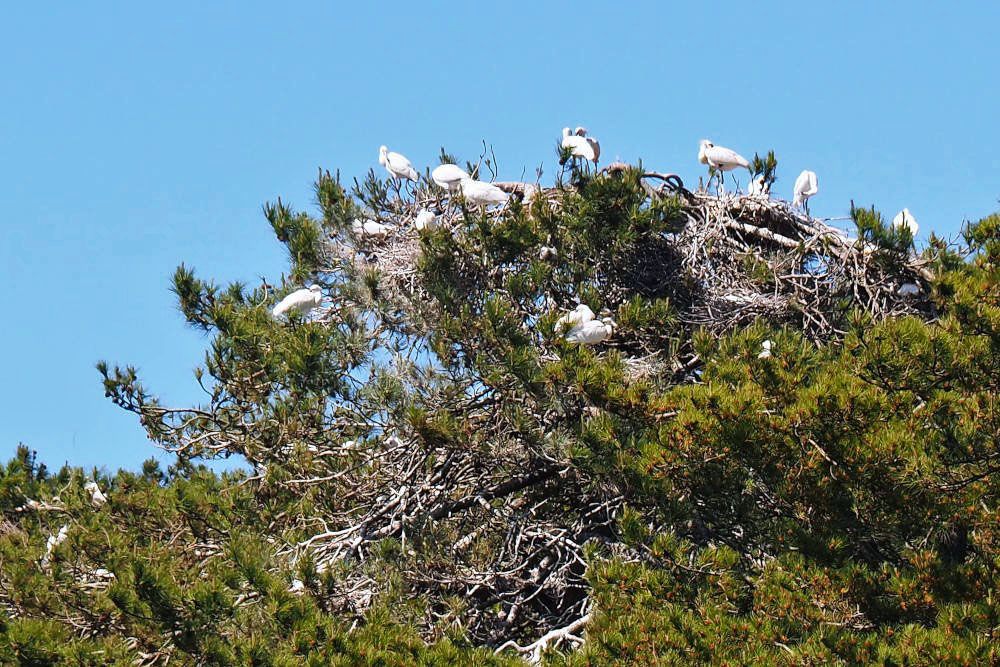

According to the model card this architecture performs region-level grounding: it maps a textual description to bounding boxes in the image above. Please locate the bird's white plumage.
[561,127,600,163]
[432,163,469,190]
[698,140,749,171]
[352,218,391,240]
[564,317,615,345]
[414,209,439,232]
[272,285,323,318]
[892,208,918,235]
[378,145,418,181]
[555,304,595,333]
[83,481,107,508]
[792,170,819,208]
[459,178,509,206]
[747,175,768,197]
[538,245,558,261]
[758,339,773,359]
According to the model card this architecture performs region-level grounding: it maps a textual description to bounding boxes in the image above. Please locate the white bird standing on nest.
[555,303,595,333]
[892,208,918,236]
[83,481,107,508]
[431,163,469,191]
[378,145,418,181]
[414,209,439,232]
[352,218,391,240]
[459,178,510,206]
[792,170,819,215]
[698,140,750,192]
[560,127,600,166]
[564,317,616,345]
[272,285,323,319]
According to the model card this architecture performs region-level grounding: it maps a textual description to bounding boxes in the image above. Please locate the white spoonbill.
[560,127,600,166]
[698,140,750,191]
[459,178,510,206]
[892,208,918,236]
[564,317,615,345]
[431,163,469,191]
[792,170,819,215]
[83,481,107,508]
[555,303,595,333]
[378,145,418,181]
[414,209,439,232]
[272,285,323,318]
[352,218,391,240]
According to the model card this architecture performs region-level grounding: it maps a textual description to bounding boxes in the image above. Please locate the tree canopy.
[2,150,999,665]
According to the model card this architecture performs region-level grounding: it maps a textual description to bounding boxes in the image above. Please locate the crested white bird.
[560,127,600,165]
[792,170,819,215]
[459,178,509,206]
[898,282,920,297]
[272,285,323,318]
[892,208,918,235]
[378,145,418,181]
[414,209,439,232]
[83,481,107,508]
[564,317,615,345]
[555,303,595,333]
[352,218,391,240]
[758,339,773,359]
[698,140,750,191]
[431,163,469,191]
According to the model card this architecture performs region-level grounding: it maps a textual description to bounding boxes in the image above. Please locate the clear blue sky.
[2,2,997,472]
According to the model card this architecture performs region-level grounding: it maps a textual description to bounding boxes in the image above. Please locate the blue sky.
[1,2,997,472]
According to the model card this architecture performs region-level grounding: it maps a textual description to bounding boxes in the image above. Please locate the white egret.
[352,218,391,240]
[561,127,600,166]
[271,285,323,319]
[432,163,469,191]
[758,340,773,359]
[42,524,69,567]
[564,317,615,345]
[792,170,819,215]
[898,282,920,297]
[892,208,918,236]
[378,145,418,181]
[698,140,750,191]
[555,304,595,333]
[414,209,439,232]
[83,481,107,508]
[459,178,510,206]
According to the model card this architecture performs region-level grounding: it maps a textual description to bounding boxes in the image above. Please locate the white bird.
[378,145,418,181]
[42,524,70,567]
[83,481,107,508]
[538,245,558,261]
[892,208,918,236]
[352,218,391,240]
[758,339,773,359]
[564,317,615,345]
[897,282,920,297]
[271,285,323,319]
[459,178,510,206]
[289,579,306,594]
[792,170,819,215]
[747,175,769,197]
[431,163,469,191]
[698,140,750,191]
[561,127,600,165]
[414,209,439,232]
[555,304,595,333]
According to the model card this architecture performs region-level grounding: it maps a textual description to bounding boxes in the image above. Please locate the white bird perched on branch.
[555,303,595,333]
[83,481,107,508]
[792,170,819,215]
[431,163,469,191]
[459,178,510,206]
[560,127,600,166]
[698,140,750,191]
[271,285,323,319]
[378,145,418,181]
[564,317,615,345]
[352,218,391,240]
[42,524,69,568]
[892,208,918,236]
[414,209,439,232]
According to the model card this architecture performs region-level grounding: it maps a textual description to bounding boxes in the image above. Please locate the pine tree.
[2,145,999,665]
